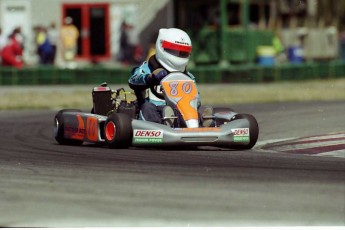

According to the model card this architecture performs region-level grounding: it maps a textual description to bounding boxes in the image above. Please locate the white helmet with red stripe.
[155,28,192,72]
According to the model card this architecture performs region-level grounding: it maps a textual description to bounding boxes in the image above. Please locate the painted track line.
[258,132,345,158]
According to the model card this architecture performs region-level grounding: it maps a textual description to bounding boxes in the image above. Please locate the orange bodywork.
[70,114,85,140]
[86,117,99,141]
[69,114,99,142]
[161,80,198,121]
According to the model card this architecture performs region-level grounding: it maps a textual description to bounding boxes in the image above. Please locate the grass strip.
[1,78,344,110]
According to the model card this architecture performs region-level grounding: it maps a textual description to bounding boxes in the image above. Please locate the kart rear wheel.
[54,109,84,146]
[231,113,259,149]
[104,113,132,149]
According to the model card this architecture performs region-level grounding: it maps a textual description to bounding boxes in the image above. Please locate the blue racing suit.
[128,55,200,123]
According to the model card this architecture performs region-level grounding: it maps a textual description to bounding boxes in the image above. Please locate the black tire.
[104,113,132,149]
[54,109,84,146]
[231,113,259,149]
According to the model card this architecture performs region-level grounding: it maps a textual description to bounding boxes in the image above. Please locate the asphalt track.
[0,101,344,227]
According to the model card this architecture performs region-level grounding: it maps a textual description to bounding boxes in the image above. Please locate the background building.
[0,0,344,67]
[175,0,345,65]
[0,0,172,66]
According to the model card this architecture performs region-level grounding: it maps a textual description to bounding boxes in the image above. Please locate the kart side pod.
[130,113,259,149]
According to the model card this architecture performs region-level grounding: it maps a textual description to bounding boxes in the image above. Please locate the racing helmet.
[155,28,192,72]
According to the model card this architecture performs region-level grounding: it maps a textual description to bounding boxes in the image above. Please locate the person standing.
[60,17,79,67]
[118,21,131,65]
[1,30,23,68]
[36,26,54,65]
[47,22,59,64]
[0,28,6,51]
[13,26,25,51]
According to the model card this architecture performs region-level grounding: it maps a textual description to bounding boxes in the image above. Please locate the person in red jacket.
[1,32,23,68]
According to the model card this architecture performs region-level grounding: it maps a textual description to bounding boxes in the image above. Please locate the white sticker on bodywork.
[133,129,163,143]
[231,128,250,142]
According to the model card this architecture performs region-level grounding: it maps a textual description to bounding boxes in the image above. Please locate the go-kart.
[54,72,259,149]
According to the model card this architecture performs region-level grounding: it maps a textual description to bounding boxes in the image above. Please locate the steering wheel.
[150,85,165,100]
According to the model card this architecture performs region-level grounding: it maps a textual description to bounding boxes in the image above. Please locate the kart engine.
[92,83,137,118]
[115,88,137,119]
[92,83,113,116]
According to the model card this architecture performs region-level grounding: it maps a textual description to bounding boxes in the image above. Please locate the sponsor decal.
[65,126,86,136]
[67,114,85,140]
[232,128,250,142]
[64,115,99,142]
[133,129,163,144]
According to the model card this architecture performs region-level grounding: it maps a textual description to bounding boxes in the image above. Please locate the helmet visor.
[162,40,192,58]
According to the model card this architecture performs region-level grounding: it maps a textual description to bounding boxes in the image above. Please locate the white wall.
[0,0,32,62]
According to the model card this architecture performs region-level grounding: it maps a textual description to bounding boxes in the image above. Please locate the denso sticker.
[133,130,163,143]
[231,128,250,142]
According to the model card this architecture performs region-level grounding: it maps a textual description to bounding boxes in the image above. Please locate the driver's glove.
[145,68,168,85]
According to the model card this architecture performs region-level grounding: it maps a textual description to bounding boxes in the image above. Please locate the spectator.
[0,28,6,51]
[127,25,143,65]
[60,16,79,66]
[1,31,23,68]
[117,22,143,66]
[13,26,25,50]
[47,22,59,64]
[272,31,287,64]
[340,29,345,61]
[117,21,131,65]
[0,28,3,63]
[33,25,42,59]
[36,26,54,65]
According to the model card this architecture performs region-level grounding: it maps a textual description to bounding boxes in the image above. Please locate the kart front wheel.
[231,113,259,149]
[104,113,132,149]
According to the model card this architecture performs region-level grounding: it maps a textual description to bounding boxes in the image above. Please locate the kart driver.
[128,28,212,127]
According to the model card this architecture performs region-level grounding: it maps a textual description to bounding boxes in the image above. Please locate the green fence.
[190,28,274,64]
[224,29,274,63]
[0,61,344,85]
[0,67,131,85]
